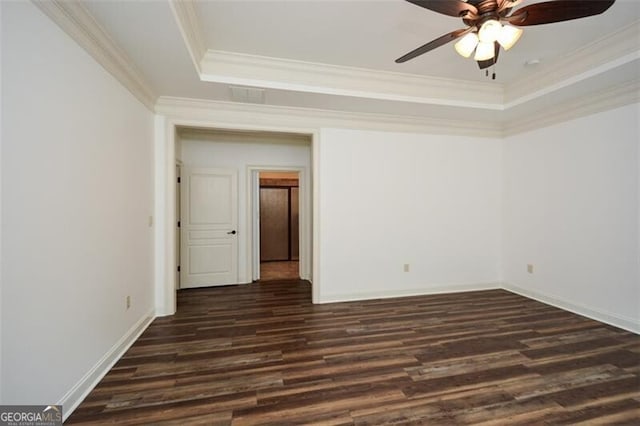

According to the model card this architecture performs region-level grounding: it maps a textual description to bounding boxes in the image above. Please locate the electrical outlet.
[126,295,131,310]
[403,264,410,273]
[527,264,534,274]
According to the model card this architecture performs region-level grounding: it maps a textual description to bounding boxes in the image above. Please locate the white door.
[180,167,238,288]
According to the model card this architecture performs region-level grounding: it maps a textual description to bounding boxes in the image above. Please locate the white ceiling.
[79,0,640,130]
[195,0,637,83]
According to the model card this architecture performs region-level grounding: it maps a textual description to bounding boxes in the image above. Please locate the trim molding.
[155,97,502,138]
[59,309,155,421]
[320,281,640,335]
[193,22,639,117]
[319,282,501,304]
[168,0,206,74]
[505,52,640,110]
[200,50,504,110]
[506,21,640,106]
[178,127,312,143]
[36,0,638,135]
[503,79,640,136]
[33,0,156,110]
[156,92,640,139]
[503,282,640,335]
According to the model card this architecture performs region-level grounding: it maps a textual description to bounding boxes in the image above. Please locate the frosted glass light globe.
[454,32,479,58]
[497,24,523,50]
[474,41,495,61]
[478,19,502,43]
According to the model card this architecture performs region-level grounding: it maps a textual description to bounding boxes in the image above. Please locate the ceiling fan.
[395,0,616,76]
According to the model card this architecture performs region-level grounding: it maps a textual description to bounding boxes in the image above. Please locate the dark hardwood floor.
[68,281,640,425]
[260,261,300,281]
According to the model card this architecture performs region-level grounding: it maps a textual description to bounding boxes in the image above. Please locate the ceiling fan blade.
[506,0,615,26]
[395,28,471,63]
[405,0,477,18]
[477,42,500,70]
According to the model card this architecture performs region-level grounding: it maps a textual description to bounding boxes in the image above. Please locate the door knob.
[227,230,237,235]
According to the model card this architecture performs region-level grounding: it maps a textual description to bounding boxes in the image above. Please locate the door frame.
[154,116,320,316]
[175,161,182,289]
[248,166,310,282]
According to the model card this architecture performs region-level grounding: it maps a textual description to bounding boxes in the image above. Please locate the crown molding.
[34,0,638,139]
[178,127,312,144]
[33,0,156,110]
[506,20,640,107]
[155,97,502,138]
[196,31,638,116]
[505,51,640,111]
[165,0,638,133]
[503,80,640,136]
[155,76,639,139]
[199,50,505,111]
[168,0,206,74]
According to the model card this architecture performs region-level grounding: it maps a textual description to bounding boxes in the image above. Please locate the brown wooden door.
[260,187,290,261]
[260,186,300,262]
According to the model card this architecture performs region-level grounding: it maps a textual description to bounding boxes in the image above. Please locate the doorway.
[259,171,300,281]
[159,126,317,317]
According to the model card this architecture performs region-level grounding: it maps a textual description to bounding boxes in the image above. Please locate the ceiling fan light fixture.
[478,19,502,43]
[395,0,615,72]
[474,41,495,61]
[497,24,523,50]
[454,32,479,58]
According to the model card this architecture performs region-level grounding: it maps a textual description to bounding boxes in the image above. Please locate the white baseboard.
[318,282,501,304]
[59,309,155,421]
[320,281,640,335]
[502,282,640,335]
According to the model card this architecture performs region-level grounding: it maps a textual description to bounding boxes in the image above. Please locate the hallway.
[259,261,300,281]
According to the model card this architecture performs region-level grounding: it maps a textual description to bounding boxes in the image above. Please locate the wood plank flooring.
[260,261,300,281]
[67,281,640,425]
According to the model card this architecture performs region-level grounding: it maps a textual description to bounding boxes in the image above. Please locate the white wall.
[318,128,502,302]
[1,1,154,411]
[503,103,640,332]
[180,133,312,283]
[0,1,3,403]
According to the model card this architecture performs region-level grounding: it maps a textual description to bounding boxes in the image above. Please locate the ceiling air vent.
[229,86,266,104]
